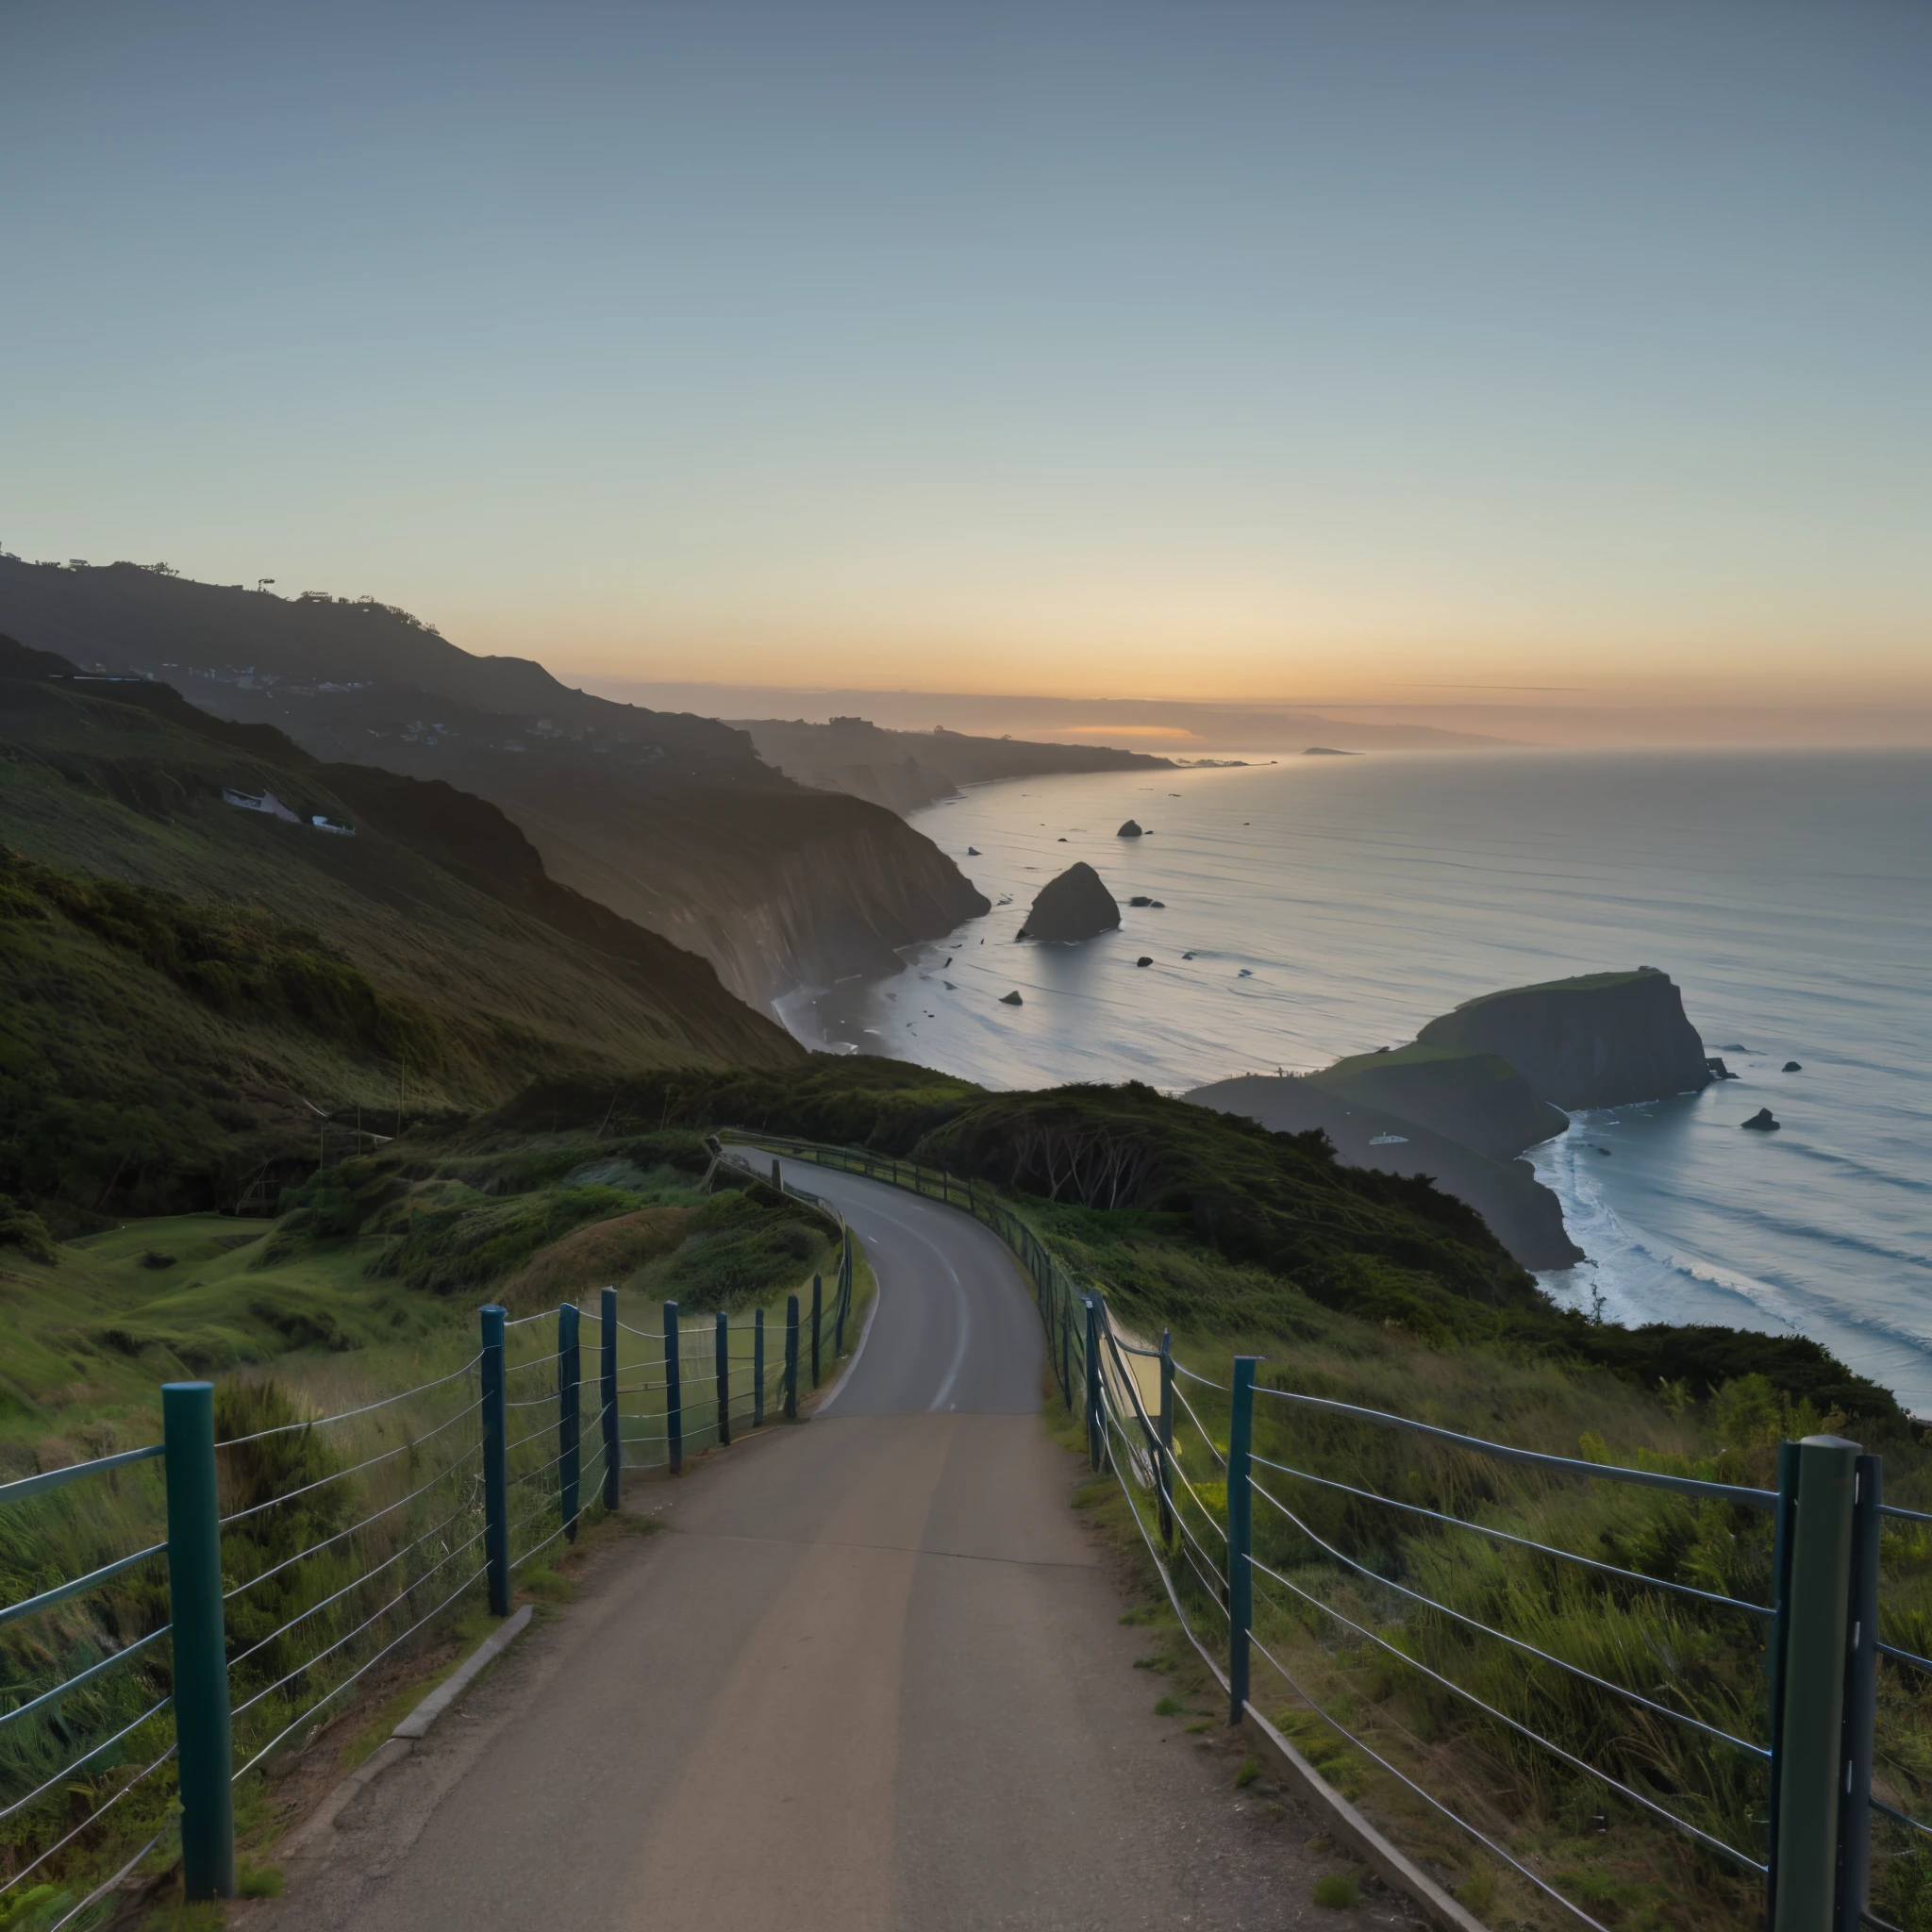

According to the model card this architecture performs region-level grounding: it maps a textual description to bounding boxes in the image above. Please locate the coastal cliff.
[1417,968,1710,1110]
[0,561,991,1011]
[1185,1073,1584,1270]
[476,772,991,1008]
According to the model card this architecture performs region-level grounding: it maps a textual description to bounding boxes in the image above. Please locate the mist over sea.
[783,749,1932,1415]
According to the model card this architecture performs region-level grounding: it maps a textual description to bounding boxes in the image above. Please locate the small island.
[1016,862,1121,943]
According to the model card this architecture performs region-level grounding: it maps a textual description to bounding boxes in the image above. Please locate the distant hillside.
[0,560,991,1007]
[734,715,1174,815]
[0,639,801,1225]
[576,677,1522,753]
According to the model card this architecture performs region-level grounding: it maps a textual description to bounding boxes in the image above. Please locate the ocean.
[780,749,1932,1416]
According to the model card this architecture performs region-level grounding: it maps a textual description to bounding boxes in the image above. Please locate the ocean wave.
[1530,1132,1932,1403]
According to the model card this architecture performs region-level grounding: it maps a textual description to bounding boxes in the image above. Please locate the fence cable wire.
[1074,1352,1615,1932]
[0,1740,175,1902]
[1171,1382,1229,1471]
[1872,1798,1932,1842]
[230,1529,486,1720]
[220,1399,483,1525]
[43,1819,175,1932]
[216,1358,481,1445]
[1246,1474,1767,1758]
[223,1443,481,1602]
[1248,1451,1773,1621]
[0,1542,170,1634]
[1252,1384,1775,1512]
[226,1504,473,1674]
[230,1561,486,1784]
[0,1695,172,1828]
[0,1626,170,1740]
[1245,1558,1766,1874]
[1241,1621,1616,1932]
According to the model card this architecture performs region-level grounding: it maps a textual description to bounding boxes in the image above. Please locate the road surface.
[250,1159,1357,1930]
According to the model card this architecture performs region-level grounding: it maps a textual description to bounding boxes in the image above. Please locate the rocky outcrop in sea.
[1016,862,1121,943]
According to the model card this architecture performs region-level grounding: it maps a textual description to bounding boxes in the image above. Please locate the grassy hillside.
[0,1125,843,1452]
[0,561,994,1007]
[0,647,797,1226]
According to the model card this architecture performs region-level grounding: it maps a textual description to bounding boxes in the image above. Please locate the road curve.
[250,1161,1334,1932]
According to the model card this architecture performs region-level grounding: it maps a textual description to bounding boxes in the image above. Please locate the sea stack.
[1000,991,1024,1006]
[1020,862,1121,943]
[1415,968,1711,1110]
[1741,1108,1781,1131]
[1117,820,1143,837]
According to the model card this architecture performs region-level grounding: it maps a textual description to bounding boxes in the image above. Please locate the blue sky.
[2,1,1927,705]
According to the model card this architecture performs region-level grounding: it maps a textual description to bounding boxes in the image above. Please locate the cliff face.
[466,768,991,1008]
[1417,969,1710,1110]
[0,564,993,1009]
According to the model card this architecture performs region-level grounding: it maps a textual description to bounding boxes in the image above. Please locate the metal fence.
[0,1198,856,1922]
[739,1129,1928,1932]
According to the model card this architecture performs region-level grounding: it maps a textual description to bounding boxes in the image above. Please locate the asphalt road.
[249,1160,1364,1931]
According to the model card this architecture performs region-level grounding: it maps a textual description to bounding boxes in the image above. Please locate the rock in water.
[1705,1057,1738,1080]
[1128,895,1153,907]
[1020,861,1122,943]
[1784,1060,1803,1072]
[1117,819,1143,837]
[1416,968,1713,1110]
[1136,956,1153,967]
[1740,1108,1781,1131]
[1000,991,1024,1006]
[966,846,980,856]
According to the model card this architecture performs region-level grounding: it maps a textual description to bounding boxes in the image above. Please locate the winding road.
[250,1159,1342,1931]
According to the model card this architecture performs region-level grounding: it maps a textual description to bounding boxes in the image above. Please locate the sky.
[2,1,1928,715]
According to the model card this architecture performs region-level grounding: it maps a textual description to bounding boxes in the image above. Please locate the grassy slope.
[0,668,798,1224]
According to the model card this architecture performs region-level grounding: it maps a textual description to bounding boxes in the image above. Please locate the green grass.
[1313,1873,1361,1909]
[0,1120,865,1907]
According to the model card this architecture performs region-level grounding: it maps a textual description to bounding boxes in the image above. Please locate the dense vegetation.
[0,1122,843,1913]
[503,1059,1903,1430]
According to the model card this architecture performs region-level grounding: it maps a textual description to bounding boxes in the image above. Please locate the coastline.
[762,751,1932,1417]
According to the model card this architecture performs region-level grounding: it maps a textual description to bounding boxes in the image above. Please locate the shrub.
[1312,1874,1360,1909]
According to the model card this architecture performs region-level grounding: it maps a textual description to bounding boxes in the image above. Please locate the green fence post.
[754,1307,766,1428]
[1227,1357,1258,1726]
[558,1303,581,1543]
[1770,1434,1859,1932]
[785,1293,800,1420]
[1083,1297,1102,1471]
[1838,1454,1882,1932]
[162,1381,235,1901]
[600,1287,620,1507]
[480,1305,509,1615]
[771,1157,781,1189]
[1158,1329,1175,1546]
[810,1273,823,1389]
[663,1302,683,1474]
[715,1309,731,1448]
